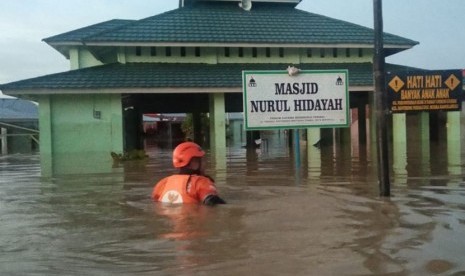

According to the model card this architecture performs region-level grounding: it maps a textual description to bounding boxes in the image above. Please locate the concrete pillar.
[358,104,367,145]
[306,128,320,147]
[419,112,430,174]
[69,47,80,70]
[368,93,377,164]
[0,127,7,154]
[117,47,126,64]
[38,95,53,176]
[209,93,226,151]
[392,113,407,183]
[209,93,227,171]
[123,106,141,151]
[340,126,351,157]
[307,128,321,179]
[110,94,124,155]
[192,112,203,145]
[328,127,350,176]
[447,111,461,175]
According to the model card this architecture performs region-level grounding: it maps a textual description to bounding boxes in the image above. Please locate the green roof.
[45,2,417,48]
[44,19,135,44]
[0,62,418,94]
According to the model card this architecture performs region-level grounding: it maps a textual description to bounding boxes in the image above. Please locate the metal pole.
[0,121,39,133]
[373,0,391,196]
[294,129,301,168]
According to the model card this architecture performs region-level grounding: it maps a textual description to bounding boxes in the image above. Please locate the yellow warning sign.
[387,70,463,113]
[388,76,404,93]
[444,74,460,90]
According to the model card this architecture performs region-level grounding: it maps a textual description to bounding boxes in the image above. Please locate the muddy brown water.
[1,138,465,275]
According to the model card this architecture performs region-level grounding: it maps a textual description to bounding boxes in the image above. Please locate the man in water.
[152,141,226,206]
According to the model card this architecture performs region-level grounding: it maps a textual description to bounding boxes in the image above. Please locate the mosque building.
[3,0,450,176]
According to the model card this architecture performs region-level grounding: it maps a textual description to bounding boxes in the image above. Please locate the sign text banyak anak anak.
[390,70,462,112]
[250,82,343,112]
[401,75,448,100]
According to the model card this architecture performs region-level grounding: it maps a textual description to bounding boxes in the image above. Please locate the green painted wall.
[39,94,123,175]
[123,46,372,64]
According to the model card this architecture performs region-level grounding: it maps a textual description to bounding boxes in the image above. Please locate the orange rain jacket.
[152,174,219,204]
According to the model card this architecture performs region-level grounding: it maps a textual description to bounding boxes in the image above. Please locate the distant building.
[0,97,39,154]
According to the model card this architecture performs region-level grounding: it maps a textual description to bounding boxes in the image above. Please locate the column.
[69,47,80,70]
[110,94,124,153]
[392,113,407,184]
[419,112,430,174]
[447,111,461,175]
[307,128,321,179]
[0,127,7,154]
[38,95,53,176]
[209,93,227,181]
[209,93,226,151]
[192,112,203,145]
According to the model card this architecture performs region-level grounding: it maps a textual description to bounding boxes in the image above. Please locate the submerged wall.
[38,94,123,176]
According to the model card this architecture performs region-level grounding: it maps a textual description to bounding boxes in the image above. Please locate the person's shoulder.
[192,174,214,183]
[155,175,175,185]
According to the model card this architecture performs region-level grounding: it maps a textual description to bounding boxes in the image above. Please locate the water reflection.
[1,136,465,275]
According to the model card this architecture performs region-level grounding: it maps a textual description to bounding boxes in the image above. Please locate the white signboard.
[242,70,349,130]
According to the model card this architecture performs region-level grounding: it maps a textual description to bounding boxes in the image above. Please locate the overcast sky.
[0,0,464,87]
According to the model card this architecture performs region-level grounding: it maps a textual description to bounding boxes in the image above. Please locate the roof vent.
[239,0,252,11]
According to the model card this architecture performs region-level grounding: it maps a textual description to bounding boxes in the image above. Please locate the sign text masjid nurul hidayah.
[242,70,349,130]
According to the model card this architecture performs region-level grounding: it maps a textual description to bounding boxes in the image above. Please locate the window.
[136,46,141,56]
[252,47,257,58]
[266,47,271,57]
[333,48,338,58]
[195,47,201,57]
[165,47,172,57]
[180,47,186,57]
[238,47,244,57]
[150,47,157,56]
[307,48,312,57]
[224,47,230,57]
[320,48,325,58]
[346,48,350,57]
[279,48,284,58]
[358,48,363,57]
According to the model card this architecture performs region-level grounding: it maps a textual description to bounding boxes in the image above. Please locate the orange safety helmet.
[172,142,205,168]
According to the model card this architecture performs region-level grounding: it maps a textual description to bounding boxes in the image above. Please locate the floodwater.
[1,136,465,275]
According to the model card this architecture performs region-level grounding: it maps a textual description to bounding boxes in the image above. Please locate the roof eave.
[2,85,375,96]
[42,40,84,59]
[81,41,416,49]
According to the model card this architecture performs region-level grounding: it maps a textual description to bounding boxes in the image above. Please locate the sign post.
[373,0,390,197]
